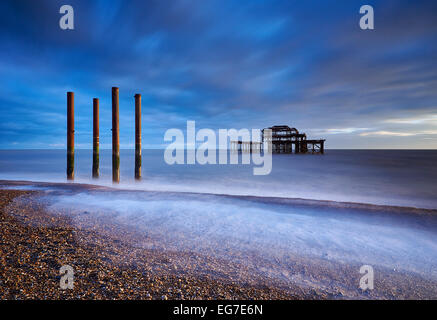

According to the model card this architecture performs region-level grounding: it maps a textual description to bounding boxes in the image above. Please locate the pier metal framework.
[230,125,325,154]
[67,87,327,183]
[230,140,263,153]
[262,125,325,154]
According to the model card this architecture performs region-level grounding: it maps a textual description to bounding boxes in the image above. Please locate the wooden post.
[135,94,141,180]
[67,92,74,180]
[92,98,99,178]
[112,87,120,183]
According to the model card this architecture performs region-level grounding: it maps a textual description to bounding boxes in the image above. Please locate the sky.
[0,0,436,149]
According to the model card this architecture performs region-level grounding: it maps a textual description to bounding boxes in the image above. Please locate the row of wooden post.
[67,87,142,183]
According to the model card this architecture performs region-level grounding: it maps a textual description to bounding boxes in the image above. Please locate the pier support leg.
[112,87,120,183]
[92,98,99,178]
[135,94,142,180]
[67,92,74,180]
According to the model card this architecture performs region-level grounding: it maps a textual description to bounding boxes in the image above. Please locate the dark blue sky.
[1,0,436,149]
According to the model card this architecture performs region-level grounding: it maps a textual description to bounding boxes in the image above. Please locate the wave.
[3,179,437,283]
[2,178,437,214]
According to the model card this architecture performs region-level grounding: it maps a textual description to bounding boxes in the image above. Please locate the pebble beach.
[1,182,437,300]
[0,189,299,300]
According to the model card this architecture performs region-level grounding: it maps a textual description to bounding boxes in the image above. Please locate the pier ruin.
[66,87,325,182]
[263,125,325,154]
[231,125,325,154]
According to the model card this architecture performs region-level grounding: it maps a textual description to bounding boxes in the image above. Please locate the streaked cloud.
[0,0,436,149]
[360,130,437,137]
[383,114,437,124]
[314,128,370,135]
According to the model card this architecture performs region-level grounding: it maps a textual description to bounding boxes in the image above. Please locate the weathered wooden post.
[135,94,142,180]
[112,87,120,183]
[67,92,74,180]
[92,98,99,178]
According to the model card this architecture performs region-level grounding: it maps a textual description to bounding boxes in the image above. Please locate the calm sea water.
[2,149,437,284]
[1,149,437,209]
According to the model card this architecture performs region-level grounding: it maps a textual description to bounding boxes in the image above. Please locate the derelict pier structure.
[263,125,325,154]
[230,125,325,154]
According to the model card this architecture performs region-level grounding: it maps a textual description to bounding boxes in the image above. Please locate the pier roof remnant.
[262,125,325,154]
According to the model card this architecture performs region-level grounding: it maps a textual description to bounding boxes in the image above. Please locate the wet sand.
[1,182,437,300]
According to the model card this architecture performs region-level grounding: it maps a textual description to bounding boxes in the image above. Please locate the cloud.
[383,114,437,124]
[360,130,437,137]
[313,128,370,135]
[0,0,436,149]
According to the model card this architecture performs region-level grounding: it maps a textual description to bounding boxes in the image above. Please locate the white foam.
[46,190,437,280]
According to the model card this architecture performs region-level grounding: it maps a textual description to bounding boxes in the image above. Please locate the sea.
[1,149,437,286]
[1,149,437,209]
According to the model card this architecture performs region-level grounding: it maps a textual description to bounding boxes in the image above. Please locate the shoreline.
[1,182,437,300]
[0,189,302,300]
[2,179,437,213]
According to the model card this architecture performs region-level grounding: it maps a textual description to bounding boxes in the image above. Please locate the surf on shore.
[1,180,437,299]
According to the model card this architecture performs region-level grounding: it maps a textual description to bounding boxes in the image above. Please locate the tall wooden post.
[135,94,142,180]
[92,98,99,178]
[112,87,120,183]
[67,92,74,180]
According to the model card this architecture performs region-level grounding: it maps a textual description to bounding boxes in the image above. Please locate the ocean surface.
[1,149,437,209]
[1,149,437,287]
